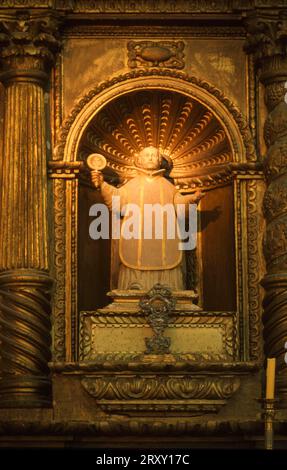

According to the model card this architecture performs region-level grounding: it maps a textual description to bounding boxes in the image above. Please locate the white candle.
[266,358,276,400]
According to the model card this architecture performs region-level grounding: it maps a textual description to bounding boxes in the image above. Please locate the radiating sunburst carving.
[78,89,232,186]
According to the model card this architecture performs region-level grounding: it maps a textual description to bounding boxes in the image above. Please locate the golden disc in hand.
[87,153,107,171]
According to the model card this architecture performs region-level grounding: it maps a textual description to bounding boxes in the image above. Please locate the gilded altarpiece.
[2,1,287,444]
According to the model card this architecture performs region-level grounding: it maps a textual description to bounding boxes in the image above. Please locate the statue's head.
[134,146,162,170]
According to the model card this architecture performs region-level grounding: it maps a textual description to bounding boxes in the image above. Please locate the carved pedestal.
[79,285,240,415]
[81,368,241,416]
[0,12,59,407]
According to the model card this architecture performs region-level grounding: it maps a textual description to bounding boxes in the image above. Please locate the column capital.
[244,11,287,85]
[0,10,61,84]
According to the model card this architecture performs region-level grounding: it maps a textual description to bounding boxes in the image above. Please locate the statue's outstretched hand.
[91,170,104,189]
[190,189,205,204]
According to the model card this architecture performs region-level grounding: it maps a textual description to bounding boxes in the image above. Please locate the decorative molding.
[263,101,287,180]
[0,0,53,6]
[263,180,287,222]
[72,0,233,14]
[0,1,73,10]
[247,54,257,142]
[70,178,78,361]
[0,0,286,14]
[0,0,75,13]
[247,179,264,361]
[81,374,240,415]
[263,215,287,267]
[0,417,269,439]
[79,352,233,363]
[244,12,287,76]
[127,41,185,69]
[82,375,240,400]
[54,69,256,166]
[63,179,78,361]
[51,178,66,361]
[51,52,63,148]
[264,81,287,118]
[79,310,238,362]
[0,11,61,83]
[69,0,287,14]
[63,25,246,38]
[234,178,245,360]
[48,161,81,178]
[50,360,261,373]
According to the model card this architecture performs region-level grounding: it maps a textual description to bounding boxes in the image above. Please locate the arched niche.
[76,87,236,311]
[60,72,254,165]
[53,70,256,358]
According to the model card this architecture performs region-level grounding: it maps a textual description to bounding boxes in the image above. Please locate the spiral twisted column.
[0,11,60,407]
[0,271,53,407]
[245,11,287,405]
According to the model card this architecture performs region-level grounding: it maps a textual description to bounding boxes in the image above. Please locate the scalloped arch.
[55,69,256,165]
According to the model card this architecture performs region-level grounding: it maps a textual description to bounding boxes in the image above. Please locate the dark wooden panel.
[78,183,111,311]
[200,184,236,311]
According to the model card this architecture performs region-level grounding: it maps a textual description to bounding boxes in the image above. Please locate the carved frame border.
[79,310,238,362]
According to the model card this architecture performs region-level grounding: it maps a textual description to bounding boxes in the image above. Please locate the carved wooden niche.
[52,71,263,415]
[52,70,262,368]
[77,88,235,313]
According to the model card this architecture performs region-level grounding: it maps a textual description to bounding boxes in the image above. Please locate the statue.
[90,146,204,291]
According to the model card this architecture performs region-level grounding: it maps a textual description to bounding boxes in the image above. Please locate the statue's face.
[136,147,161,170]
